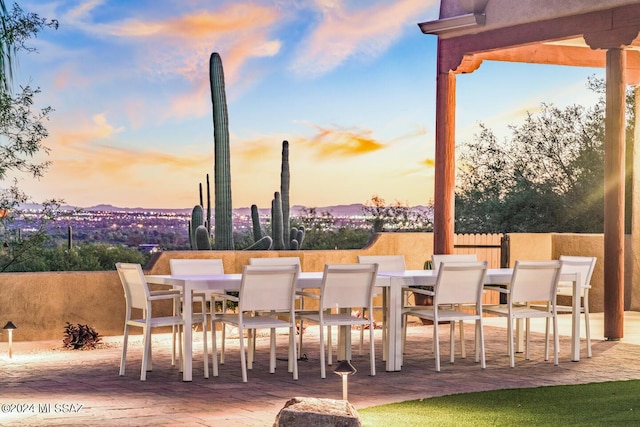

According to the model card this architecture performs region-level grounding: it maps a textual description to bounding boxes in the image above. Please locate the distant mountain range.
[38,203,433,217]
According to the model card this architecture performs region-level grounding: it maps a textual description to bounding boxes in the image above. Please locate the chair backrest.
[319,264,379,310]
[357,255,405,272]
[170,258,224,275]
[238,265,299,313]
[510,260,562,303]
[558,255,596,297]
[248,257,301,267]
[116,262,150,311]
[431,254,478,271]
[434,261,488,306]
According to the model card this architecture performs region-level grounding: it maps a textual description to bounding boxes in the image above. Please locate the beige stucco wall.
[0,232,635,342]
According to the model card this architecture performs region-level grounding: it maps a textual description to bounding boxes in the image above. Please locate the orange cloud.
[300,125,385,158]
[422,158,435,167]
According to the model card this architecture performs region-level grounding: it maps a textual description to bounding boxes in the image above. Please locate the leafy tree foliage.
[0,243,151,272]
[297,207,373,250]
[0,3,61,271]
[455,77,631,234]
[363,195,433,233]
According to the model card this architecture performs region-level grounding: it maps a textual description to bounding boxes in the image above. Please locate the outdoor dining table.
[146,267,581,381]
[145,271,387,381]
[378,268,583,371]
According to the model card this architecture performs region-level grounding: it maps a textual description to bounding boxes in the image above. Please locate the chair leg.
[141,326,151,381]
[327,325,332,367]
[382,291,388,362]
[369,319,376,376]
[553,314,559,366]
[290,326,299,380]
[434,319,441,372]
[119,324,130,376]
[220,324,226,364]
[458,306,465,359]
[508,317,515,368]
[478,319,486,369]
[584,295,592,358]
[202,318,209,379]
[359,308,365,356]
[171,325,178,366]
[270,328,276,374]
[239,327,248,383]
[171,299,180,366]
[319,322,326,379]
[525,318,531,361]
[544,317,550,361]
[147,328,153,372]
[298,319,305,358]
[177,325,183,372]
[449,321,455,364]
[211,320,219,377]
[247,329,254,370]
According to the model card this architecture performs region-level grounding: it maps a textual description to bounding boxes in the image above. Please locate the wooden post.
[434,40,456,255]
[604,48,626,340]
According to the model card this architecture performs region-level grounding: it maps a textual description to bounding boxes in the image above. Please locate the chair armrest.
[209,292,238,302]
[484,286,509,294]
[148,292,182,302]
[403,287,435,297]
[296,291,320,300]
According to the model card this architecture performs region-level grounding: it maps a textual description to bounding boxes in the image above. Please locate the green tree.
[363,195,433,232]
[297,207,372,249]
[454,77,627,234]
[0,3,59,271]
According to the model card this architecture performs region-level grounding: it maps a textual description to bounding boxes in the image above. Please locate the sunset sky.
[13,0,604,210]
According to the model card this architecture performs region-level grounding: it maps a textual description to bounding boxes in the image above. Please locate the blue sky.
[14,0,604,209]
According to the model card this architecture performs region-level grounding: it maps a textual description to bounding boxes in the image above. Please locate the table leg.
[183,286,193,382]
[515,319,524,353]
[386,276,402,371]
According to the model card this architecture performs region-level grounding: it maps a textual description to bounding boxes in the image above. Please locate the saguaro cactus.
[210,52,234,250]
[190,205,204,250]
[251,204,262,242]
[271,192,285,250]
[280,140,290,249]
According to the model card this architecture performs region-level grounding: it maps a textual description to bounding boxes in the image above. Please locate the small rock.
[274,396,362,427]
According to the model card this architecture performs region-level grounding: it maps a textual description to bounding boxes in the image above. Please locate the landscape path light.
[334,360,357,401]
[3,321,17,358]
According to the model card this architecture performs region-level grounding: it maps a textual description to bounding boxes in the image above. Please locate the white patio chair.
[483,260,562,367]
[547,255,596,358]
[169,259,225,365]
[402,261,488,371]
[116,262,209,381]
[248,257,304,365]
[210,264,299,382]
[357,255,406,360]
[297,263,379,378]
[402,254,478,355]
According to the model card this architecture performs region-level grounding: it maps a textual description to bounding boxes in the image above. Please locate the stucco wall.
[439,0,638,30]
[0,232,634,342]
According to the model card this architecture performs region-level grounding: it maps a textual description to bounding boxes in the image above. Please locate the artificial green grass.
[358,380,640,426]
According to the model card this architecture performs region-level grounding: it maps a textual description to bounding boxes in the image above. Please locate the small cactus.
[245,235,273,250]
[195,225,211,250]
[190,205,204,250]
[272,192,285,250]
[251,204,262,241]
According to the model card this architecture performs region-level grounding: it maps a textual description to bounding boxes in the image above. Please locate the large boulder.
[273,397,362,427]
